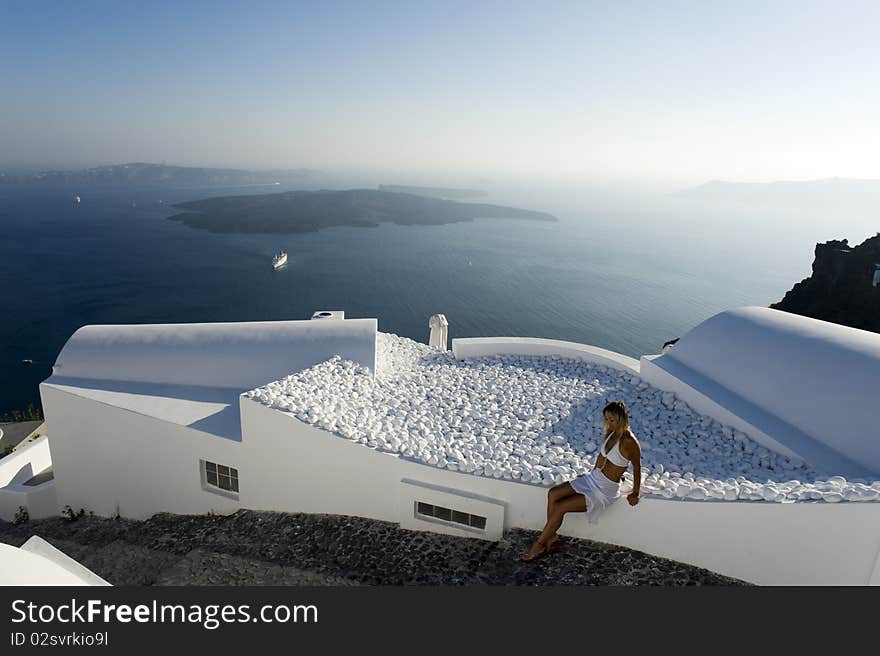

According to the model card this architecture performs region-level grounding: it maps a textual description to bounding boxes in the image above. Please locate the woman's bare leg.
[547,482,578,521]
[544,482,579,545]
[522,495,587,560]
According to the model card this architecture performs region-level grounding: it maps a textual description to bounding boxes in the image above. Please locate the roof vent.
[311,310,345,320]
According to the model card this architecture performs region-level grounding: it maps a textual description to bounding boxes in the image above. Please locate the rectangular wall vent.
[398,479,505,541]
[416,502,487,530]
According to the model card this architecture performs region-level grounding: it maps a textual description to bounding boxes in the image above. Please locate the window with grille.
[415,501,486,530]
[203,460,239,494]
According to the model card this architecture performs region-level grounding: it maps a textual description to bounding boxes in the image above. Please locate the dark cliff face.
[771,233,880,333]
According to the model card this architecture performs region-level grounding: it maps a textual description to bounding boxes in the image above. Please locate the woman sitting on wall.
[520,400,642,562]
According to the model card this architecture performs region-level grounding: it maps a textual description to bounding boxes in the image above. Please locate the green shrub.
[61,505,86,522]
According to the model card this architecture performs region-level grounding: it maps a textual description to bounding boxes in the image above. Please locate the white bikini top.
[601,432,629,468]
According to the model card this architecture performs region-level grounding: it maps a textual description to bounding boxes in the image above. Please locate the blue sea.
[1,181,875,417]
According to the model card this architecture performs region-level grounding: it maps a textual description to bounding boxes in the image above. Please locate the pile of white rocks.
[245,333,880,504]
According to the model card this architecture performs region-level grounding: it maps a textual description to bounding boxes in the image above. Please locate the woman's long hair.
[603,400,630,435]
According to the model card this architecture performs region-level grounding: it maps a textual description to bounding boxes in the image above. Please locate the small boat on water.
[272,251,288,269]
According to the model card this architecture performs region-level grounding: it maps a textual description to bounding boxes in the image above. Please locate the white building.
[5,307,878,585]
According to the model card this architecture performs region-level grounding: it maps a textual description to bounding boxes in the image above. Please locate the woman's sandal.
[520,536,567,562]
[520,538,553,562]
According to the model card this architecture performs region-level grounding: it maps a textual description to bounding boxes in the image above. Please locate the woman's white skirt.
[569,470,621,524]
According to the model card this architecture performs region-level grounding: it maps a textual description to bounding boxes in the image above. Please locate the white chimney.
[428,314,449,350]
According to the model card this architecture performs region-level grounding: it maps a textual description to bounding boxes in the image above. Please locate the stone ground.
[0,510,747,586]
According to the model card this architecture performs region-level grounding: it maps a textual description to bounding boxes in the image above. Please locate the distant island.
[377,184,487,199]
[772,233,880,333]
[167,189,557,234]
[0,162,321,187]
[676,177,880,211]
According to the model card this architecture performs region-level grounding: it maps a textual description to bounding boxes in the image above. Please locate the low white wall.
[0,436,57,522]
[19,536,111,586]
[0,543,101,586]
[50,318,378,389]
[239,398,880,585]
[452,337,640,374]
[0,482,58,523]
[0,435,52,487]
[41,384,242,519]
[660,307,880,474]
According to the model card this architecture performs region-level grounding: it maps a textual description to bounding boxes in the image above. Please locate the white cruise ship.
[272,251,287,269]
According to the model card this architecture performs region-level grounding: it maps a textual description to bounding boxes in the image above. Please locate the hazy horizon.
[3,1,880,189]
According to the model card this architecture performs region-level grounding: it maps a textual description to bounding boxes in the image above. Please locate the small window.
[202,460,239,495]
[415,501,487,532]
[205,461,218,487]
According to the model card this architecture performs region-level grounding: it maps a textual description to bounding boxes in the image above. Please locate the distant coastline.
[0,162,321,187]
[167,188,557,234]
[675,177,880,209]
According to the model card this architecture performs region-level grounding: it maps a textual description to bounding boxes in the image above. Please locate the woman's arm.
[622,434,642,505]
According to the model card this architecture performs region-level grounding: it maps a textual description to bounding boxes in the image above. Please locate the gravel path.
[0,510,746,586]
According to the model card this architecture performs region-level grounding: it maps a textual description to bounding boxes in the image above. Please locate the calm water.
[1,182,875,416]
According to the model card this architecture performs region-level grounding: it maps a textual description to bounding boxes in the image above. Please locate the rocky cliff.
[771,233,880,332]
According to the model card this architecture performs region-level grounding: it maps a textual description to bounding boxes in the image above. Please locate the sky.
[2,0,879,188]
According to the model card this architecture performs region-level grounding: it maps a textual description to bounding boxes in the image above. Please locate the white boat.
[272,251,288,269]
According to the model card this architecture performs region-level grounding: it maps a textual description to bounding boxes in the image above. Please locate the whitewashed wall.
[0,436,57,521]
[0,543,105,586]
[239,398,880,585]
[8,536,111,586]
[40,385,242,519]
[51,318,378,389]
[38,385,880,584]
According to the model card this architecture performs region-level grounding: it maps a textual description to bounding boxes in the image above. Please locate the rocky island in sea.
[772,233,880,333]
[167,188,557,234]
